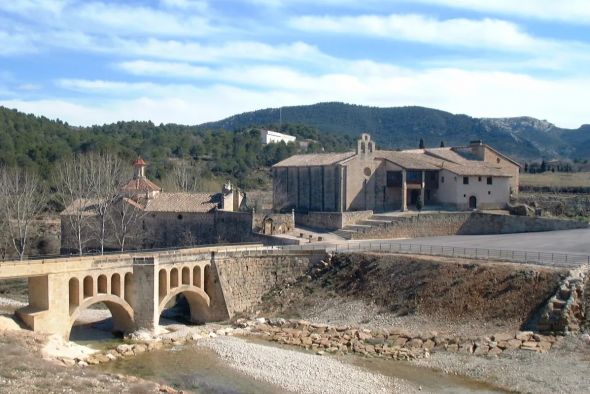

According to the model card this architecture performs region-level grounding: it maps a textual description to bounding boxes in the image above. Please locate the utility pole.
[279,107,282,131]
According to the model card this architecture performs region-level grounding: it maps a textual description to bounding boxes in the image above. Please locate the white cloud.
[290,13,575,53]
[73,2,214,37]
[0,1,216,38]
[109,39,332,65]
[159,0,208,11]
[7,64,589,128]
[407,0,590,25]
[0,31,38,56]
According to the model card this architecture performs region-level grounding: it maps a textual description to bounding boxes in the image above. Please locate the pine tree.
[419,138,425,149]
[440,140,445,147]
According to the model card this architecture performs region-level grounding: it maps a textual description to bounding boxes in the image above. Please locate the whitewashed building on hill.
[260,129,296,144]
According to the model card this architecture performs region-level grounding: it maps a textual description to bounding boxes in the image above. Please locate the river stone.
[95,353,111,363]
[506,339,522,350]
[116,344,132,354]
[538,341,552,352]
[516,331,534,341]
[493,333,513,342]
[423,340,435,351]
[473,345,489,355]
[366,338,385,346]
[59,357,76,367]
[407,338,423,349]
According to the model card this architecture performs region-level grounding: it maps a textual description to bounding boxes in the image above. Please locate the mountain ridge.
[200,102,590,160]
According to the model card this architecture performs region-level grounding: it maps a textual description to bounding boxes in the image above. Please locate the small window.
[441,176,445,183]
[463,194,466,198]
[478,176,482,182]
[487,177,493,185]
[496,158,501,164]
[488,191,491,195]
[463,177,469,185]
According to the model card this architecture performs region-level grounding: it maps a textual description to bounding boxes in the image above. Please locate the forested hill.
[0,106,353,188]
[201,102,590,160]
[2,102,589,186]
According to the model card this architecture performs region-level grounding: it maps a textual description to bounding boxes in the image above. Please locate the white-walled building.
[260,129,296,145]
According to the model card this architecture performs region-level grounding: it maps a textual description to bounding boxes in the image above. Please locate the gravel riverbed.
[200,336,418,394]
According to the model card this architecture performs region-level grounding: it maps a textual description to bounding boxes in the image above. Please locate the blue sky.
[1,0,590,128]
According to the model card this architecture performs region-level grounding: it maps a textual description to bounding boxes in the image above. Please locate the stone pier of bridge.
[0,245,326,339]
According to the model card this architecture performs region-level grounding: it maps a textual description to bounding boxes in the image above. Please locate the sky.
[1,1,590,128]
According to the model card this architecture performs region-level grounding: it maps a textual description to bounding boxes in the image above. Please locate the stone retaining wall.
[213,251,326,317]
[350,212,588,240]
[538,265,589,334]
[295,210,373,230]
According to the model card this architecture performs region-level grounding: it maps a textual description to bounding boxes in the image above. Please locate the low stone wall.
[459,212,589,235]
[243,318,557,358]
[213,251,326,317]
[295,210,373,230]
[252,212,294,235]
[350,212,588,240]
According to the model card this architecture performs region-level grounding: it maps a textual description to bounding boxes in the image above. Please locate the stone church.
[272,134,520,213]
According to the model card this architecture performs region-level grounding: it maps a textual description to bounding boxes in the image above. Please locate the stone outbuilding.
[272,134,520,212]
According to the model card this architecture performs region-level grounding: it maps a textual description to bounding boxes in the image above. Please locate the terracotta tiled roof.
[144,192,219,213]
[133,157,147,166]
[440,162,512,177]
[375,151,441,170]
[121,177,162,193]
[273,152,356,167]
[424,148,471,164]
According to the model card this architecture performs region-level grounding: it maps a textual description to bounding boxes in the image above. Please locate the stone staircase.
[333,214,401,240]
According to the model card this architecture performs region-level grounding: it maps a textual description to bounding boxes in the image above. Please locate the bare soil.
[260,253,566,334]
[0,330,162,394]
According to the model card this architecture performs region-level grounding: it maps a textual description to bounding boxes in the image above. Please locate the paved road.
[373,228,590,255]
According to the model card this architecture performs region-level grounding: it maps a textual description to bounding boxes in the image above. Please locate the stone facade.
[295,210,373,230]
[273,134,520,213]
[213,251,326,316]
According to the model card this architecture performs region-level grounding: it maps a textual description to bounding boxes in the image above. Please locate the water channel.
[93,335,508,394]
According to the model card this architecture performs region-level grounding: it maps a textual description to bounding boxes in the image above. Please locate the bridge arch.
[67,294,134,340]
[158,285,210,324]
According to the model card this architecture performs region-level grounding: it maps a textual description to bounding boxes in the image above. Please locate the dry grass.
[260,253,565,329]
[520,172,590,188]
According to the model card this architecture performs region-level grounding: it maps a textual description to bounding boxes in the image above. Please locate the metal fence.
[2,239,588,269]
[277,241,590,268]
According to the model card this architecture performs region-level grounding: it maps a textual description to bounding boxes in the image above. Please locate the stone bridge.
[0,244,325,338]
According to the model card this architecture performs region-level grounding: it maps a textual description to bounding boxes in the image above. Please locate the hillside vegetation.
[2,102,589,190]
[204,102,590,159]
[0,106,353,189]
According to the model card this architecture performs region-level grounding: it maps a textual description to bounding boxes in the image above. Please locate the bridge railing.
[274,241,590,268]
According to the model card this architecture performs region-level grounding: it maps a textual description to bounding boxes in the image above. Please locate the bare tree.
[87,153,124,254]
[108,197,146,252]
[171,159,202,192]
[54,155,94,255]
[0,167,46,260]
